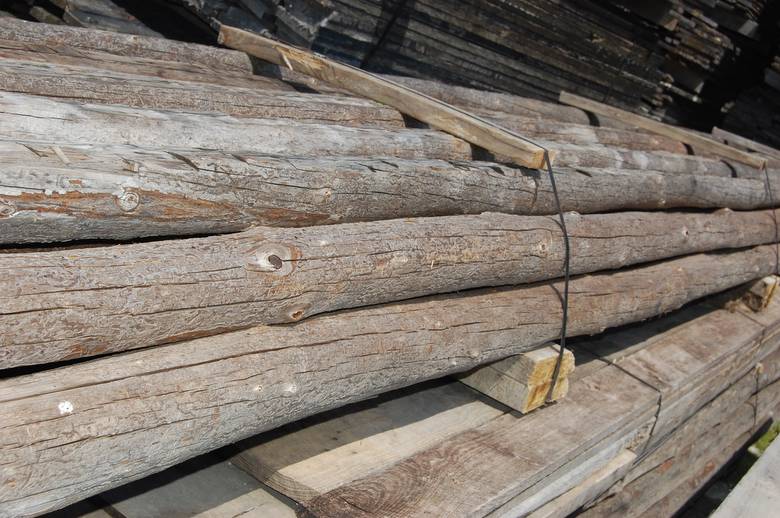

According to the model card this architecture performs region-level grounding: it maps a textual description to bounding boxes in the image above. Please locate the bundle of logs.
[1,16,780,518]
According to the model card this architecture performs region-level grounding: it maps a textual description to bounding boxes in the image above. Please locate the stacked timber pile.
[0,17,779,518]
[3,0,163,36]
[161,0,780,129]
[720,52,780,148]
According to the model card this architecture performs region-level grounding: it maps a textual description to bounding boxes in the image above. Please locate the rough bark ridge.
[0,58,404,128]
[1,141,778,243]
[1,210,778,368]
[0,245,775,517]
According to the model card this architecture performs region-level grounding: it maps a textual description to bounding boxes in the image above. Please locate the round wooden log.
[0,245,774,516]
[0,58,405,128]
[1,210,778,368]
[0,92,470,161]
[0,41,291,91]
[0,16,254,74]
[0,142,778,244]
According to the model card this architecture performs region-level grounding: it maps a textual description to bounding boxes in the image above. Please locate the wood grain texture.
[0,246,775,516]
[458,345,574,413]
[0,42,291,91]
[526,450,637,518]
[2,141,779,243]
[232,383,505,502]
[0,16,254,74]
[218,25,548,169]
[300,292,780,518]
[303,364,657,518]
[2,210,778,367]
[580,373,772,518]
[0,92,470,160]
[560,91,767,168]
[0,58,404,127]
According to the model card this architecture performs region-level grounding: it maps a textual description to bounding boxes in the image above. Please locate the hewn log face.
[1,141,778,243]
[0,245,775,517]
[0,92,469,160]
[1,210,778,368]
[0,17,254,74]
[0,59,405,128]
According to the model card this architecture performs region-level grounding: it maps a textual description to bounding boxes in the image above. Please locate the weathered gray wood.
[303,288,780,518]
[480,113,688,154]
[303,364,657,518]
[0,42,292,91]
[0,17,254,74]
[0,92,469,161]
[712,434,780,518]
[560,91,767,168]
[0,245,773,516]
[580,373,770,518]
[503,142,772,180]
[2,141,779,243]
[98,455,297,518]
[580,301,779,453]
[525,450,637,518]
[2,210,778,367]
[379,74,593,125]
[466,300,780,518]
[218,25,548,169]
[634,430,756,518]
[0,59,404,127]
[458,345,574,413]
[233,383,505,502]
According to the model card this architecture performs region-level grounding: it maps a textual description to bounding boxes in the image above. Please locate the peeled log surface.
[0,59,405,128]
[0,92,469,160]
[0,245,775,517]
[1,141,779,243]
[0,17,254,74]
[1,210,779,368]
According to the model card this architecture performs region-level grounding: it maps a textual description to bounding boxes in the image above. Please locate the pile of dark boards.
[130,0,780,143]
[0,11,779,518]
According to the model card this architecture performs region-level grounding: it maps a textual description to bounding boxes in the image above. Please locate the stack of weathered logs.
[0,17,779,517]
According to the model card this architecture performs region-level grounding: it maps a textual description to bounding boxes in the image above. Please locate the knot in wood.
[247,243,297,276]
[116,190,140,212]
[0,200,16,218]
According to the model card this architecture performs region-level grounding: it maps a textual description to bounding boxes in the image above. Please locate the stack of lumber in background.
[162,0,780,130]
[720,51,780,149]
[0,17,779,518]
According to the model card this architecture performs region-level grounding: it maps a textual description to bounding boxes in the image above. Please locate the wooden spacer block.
[742,275,780,312]
[458,344,575,413]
